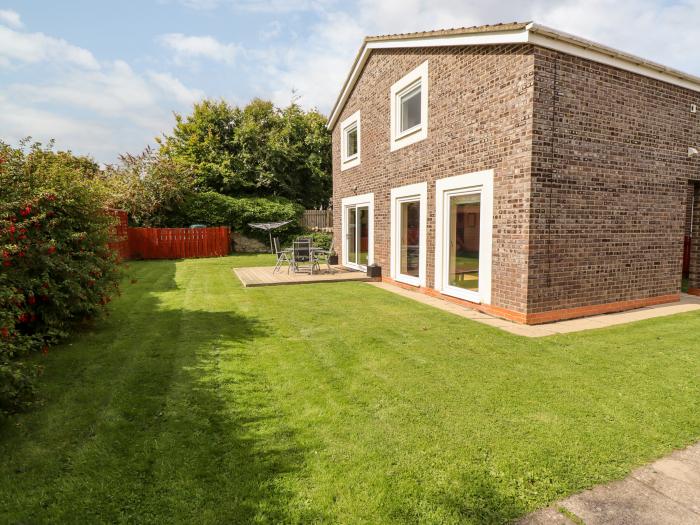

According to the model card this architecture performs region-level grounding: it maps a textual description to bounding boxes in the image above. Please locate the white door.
[442,190,482,302]
[344,204,370,270]
[434,170,493,304]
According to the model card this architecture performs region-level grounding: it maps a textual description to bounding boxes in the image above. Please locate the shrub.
[0,141,121,418]
[167,191,304,242]
[297,231,333,251]
[101,148,194,227]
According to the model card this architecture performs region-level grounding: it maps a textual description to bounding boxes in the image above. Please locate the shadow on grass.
[0,259,314,524]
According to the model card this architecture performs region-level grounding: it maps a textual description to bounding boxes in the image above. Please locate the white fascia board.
[327,24,700,130]
[526,27,700,94]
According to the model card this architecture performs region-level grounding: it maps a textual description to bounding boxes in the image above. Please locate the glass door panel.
[400,201,420,277]
[347,207,357,265]
[448,193,480,291]
[346,204,369,268]
[358,206,369,266]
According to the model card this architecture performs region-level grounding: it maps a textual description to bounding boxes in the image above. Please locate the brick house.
[328,22,700,325]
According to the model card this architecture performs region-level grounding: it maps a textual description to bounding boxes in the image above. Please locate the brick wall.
[332,44,535,313]
[332,42,700,319]
[528,47,700,314]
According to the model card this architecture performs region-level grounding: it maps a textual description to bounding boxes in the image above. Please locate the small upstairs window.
[340,110,361,170]
[390,61,428,151]
[399,83,421,135]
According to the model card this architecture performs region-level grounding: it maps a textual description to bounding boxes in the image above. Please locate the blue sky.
[2,0,699,163]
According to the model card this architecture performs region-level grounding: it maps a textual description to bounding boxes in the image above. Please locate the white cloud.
[0,25,99,69]
[148,71,205,105]
[0,19,204,161]
[171,0,330,12]
[255,0,700,114]
[158,33,239,64]
[0,8,22,28]
[259,20,281,41]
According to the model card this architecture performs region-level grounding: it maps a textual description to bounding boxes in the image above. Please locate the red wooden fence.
[106,209,230,260]
[683,235,692,278]
[128,227,230,259]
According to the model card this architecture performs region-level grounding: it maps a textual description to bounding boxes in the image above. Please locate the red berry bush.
[1,142,121,417]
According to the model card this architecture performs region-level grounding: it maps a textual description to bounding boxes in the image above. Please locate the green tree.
[101,148,194,227]
[157,98,332,208]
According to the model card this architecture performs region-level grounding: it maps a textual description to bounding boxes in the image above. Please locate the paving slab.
[631,461,700,514]
[517,507,576,524]
[519,443,700,524]
[367,282,700,337]
[560,477,699,525]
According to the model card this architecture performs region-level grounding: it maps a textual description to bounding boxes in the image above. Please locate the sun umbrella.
[247,220,292,253]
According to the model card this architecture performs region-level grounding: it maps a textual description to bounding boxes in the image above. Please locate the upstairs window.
[390,61,428,151]
[399,83,421,135]
[340,110,361,170]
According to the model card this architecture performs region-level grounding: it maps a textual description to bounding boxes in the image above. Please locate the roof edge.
[327,22,700,130]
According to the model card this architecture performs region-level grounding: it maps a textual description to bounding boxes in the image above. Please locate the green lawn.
[2,255,700,524]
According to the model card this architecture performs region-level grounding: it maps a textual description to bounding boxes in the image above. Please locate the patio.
[233,265,373,287]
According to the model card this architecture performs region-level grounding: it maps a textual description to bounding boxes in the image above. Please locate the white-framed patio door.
[342,193,374,270]
[434,170,493,304]
[390,183,427,286]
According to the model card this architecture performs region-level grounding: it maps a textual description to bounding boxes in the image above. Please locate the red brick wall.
[528,48,700,313]
[332,45,535,313]
[332,43,700,318]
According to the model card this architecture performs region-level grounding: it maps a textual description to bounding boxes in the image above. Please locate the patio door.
[390,182,427,286]
[341,193,373,271]
[434,170,493,304]
[345,204,369,269]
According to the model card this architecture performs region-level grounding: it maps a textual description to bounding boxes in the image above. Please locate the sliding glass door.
[345,204,369,269]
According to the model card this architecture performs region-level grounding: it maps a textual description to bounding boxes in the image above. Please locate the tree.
[157,98,332,208]
[101,148,194,227]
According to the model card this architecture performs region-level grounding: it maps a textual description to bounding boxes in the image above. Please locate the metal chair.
[292,239,319,274]
[272,237,291,274]
[314,240,335,271]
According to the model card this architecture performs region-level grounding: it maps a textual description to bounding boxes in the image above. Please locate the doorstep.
[368,282,700,337]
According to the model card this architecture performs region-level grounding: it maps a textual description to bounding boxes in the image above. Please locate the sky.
[1,0,700,163]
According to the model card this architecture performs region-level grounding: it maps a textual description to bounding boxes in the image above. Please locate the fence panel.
[125,226,230,260]
[301,209,333,231]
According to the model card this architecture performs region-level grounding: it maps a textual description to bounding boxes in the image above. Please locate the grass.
[2,254,700,524]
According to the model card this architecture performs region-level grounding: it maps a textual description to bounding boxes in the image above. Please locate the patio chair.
[292,239,319,274]
[272,237,291,274]
[314,240,335,271]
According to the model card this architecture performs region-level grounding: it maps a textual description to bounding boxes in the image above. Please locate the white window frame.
[390,182,427,287]
[390,61,429,152]
[341,192,374,270]
[340,110,361,171]
[434,169,494,305]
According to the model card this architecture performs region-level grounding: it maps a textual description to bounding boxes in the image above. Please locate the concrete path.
[519,442,700,524]
[368,282,700,337]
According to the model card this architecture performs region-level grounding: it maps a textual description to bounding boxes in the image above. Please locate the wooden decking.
[233,265,372,287]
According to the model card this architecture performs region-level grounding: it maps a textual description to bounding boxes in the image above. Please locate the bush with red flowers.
[1,141,121,417]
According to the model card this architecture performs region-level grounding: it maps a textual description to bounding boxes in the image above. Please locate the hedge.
[1,143,121,418]
[166,191,304,241]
